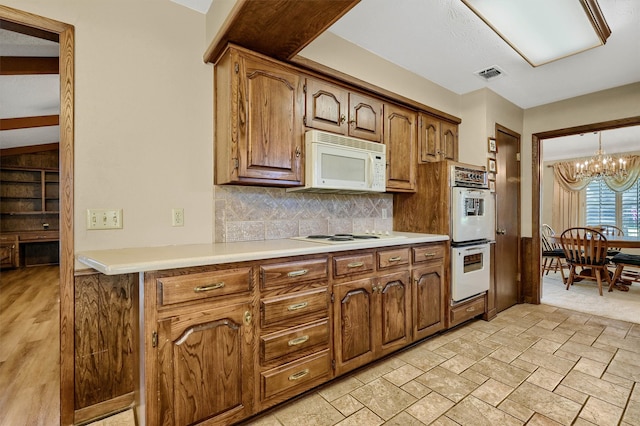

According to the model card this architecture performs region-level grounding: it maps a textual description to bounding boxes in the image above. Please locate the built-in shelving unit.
[0,145,60,267]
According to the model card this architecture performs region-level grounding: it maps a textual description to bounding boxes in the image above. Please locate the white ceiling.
[2,0,639,160]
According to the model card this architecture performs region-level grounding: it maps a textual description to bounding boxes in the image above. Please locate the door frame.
[0,5,75,425]
[530,116,640,304]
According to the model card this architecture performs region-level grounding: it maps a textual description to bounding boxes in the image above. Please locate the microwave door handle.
[367,153,374,188]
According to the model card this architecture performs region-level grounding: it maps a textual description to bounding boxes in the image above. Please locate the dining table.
[548,234,640,249]
[547,233,640,291]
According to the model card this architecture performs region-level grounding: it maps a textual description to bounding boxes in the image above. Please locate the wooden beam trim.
[0,56,59,75]
[0,115,59,130]
[0,142,59,157]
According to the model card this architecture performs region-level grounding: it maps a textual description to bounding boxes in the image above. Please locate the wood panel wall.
[74,271,138,423]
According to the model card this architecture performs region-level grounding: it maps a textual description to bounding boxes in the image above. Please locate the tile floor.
[242,303,640,426]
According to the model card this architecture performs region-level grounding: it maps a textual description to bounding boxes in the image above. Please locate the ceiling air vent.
[475,66,505,81]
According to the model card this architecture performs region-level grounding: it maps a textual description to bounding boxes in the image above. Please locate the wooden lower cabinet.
[126,242,459,425]
[0,235,18,268]
[412,262,446,341]
[156,302,254,425]
[333,270,412,377]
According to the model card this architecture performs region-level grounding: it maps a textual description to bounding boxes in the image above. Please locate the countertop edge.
[76,233,449,275]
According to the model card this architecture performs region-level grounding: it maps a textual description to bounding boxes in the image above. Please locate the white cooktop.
[290,233,408,245]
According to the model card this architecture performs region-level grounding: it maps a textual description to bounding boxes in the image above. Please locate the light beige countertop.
[76,231,448,275]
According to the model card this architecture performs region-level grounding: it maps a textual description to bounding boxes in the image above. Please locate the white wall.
[299,32,461,119]
[522,82,640,237]
[4,0,215,252]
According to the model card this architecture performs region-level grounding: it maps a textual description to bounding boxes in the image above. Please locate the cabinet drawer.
[261,349,331,400]
[261,288,328,327]
[158,267,252,306]
[261,319,329,363]
[333,252,374,276]
[413,244,445,263]
[378,248,410,269]
[450,295,486,326]
[260,258,328,289]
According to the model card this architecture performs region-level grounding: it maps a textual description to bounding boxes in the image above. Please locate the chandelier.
[575,132,629,181]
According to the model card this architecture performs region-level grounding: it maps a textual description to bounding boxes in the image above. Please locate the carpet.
[541,270,640,324]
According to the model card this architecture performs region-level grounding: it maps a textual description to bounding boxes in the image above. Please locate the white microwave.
[287,130,386,194]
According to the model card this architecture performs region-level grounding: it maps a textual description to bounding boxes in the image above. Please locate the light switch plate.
[87,209,123,230]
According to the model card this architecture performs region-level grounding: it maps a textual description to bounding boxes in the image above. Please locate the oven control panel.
[452,166,487,188]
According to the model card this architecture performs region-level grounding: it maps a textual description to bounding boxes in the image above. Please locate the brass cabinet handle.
[347,262,364,268]
[287,302,308,311]
[243,310,252,325]
[287,269,308,278]
[466,306,476,313]
[388,256,402,262]
[288,369,309,381]
[424,252,436,257]
[288,335,309,346]
[194,282,225,292]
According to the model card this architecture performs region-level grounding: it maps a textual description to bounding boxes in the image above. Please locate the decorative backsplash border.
[214,185,393,242]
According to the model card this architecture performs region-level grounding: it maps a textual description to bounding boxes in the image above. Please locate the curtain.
[553,155,640,193]
[552,178,580,232]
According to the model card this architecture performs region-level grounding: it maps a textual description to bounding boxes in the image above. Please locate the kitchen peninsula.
[73,231,479,425]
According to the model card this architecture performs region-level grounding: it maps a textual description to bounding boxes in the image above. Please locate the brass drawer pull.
[287,269,308,278]
[466,306,476,313]
[288,335,310,346]
[424,252,436,257]
[287,302,308,311]
[388,256,402,262]
[347,262,364,268]
[288,369,309,381]
[194,282,225,292]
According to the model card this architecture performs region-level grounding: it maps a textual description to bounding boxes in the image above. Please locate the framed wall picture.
[489,179,496,192]
[488,158,497,174]
[488,137,497,153]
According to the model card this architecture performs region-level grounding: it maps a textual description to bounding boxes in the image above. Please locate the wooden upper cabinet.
[215,46,304,186]
[304,78,348,135]
[384,103,416,192]
[348,92,383,142]
[418,113,458,163]
[304,79,382,143]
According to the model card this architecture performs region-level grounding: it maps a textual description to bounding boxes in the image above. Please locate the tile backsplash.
[214,185,393,242]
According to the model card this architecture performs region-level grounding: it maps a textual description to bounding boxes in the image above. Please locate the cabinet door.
[237,54,304,185]
[157,303,254,426]
[304,78,348,135]
[333,278,376,376]
[418,113,440,163]
[0,239,18,268]
[377,271,411,356]
[348,92,383,142]
[441,121,458,161]
[384,104,416,192]
[412,262,446,341]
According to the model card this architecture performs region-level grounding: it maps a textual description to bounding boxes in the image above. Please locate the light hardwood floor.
[0,265,60,426]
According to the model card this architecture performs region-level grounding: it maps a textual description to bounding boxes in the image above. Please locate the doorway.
[531,116,640,304]
[0,5,74,425]
[494,125,521,312]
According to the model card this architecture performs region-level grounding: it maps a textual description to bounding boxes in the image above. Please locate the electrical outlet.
[87,209,123,230]
[172,208,184,227]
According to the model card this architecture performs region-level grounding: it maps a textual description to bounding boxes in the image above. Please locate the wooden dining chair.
[598,224,624,257]
[559,227,612,296]
[541,224,566,282]
[610,253,640,288]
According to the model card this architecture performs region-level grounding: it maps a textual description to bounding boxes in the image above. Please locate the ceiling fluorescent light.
[462,0,611,67]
